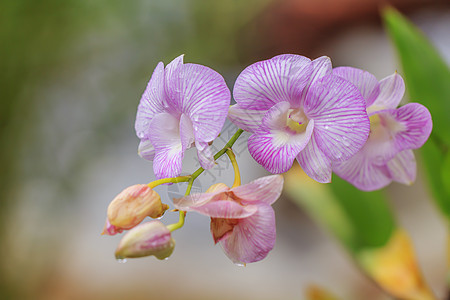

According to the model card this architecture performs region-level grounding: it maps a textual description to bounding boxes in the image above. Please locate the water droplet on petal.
[117,258,127,264]
[342,137,350,147]
[324,125,329,130]
[235,262,246,267]
[163,257,170,261]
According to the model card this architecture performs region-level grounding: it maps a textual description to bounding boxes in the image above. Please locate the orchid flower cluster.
[102,54,432,265]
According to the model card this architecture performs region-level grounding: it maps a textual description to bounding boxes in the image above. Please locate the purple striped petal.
[301,56,332,98]
[378,103,432,151]
[137,139,155,160]
[231,175,284,205]
[195,140,215,170]
[165,61,230,142]
[296,134,333,183]
[304,75,370,162]
[333,151,392,191]
[332,66,380,107]
[387,149,416,185]
[228,104,267,133]
[220,204,276,264]
[180,113,195,151]
[135,62,167,139]
[233,54,312,110]
[371,72,405,110]
[149,113,183,179]
[248,103,315,173]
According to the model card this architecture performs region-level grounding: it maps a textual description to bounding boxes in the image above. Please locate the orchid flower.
[173,175,284,264]
[135,55,230,179]
[332,67,432,191]
[227,54,370,183]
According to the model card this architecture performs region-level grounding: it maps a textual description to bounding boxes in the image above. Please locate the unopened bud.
[102,184,169,235]
[115,221,175,260]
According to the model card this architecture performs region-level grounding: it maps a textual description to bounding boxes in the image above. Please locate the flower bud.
[115,221,175,260]
[102,184,169,235]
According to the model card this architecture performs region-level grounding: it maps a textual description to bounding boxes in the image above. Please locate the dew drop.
[324,125,329,130]
[163,257,170,261]
[342,137,350,147]
[235,263,246,267]
[117,258,127,264]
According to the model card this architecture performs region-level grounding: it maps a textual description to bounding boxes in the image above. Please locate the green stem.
[168,129,244,232]
[147,176,190,189]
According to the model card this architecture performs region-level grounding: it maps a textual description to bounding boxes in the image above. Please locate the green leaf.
[383,7,450,219]
[383,7,450,146]
[329,176,396,250]
[421,139,450,218]
[284,165,396,254]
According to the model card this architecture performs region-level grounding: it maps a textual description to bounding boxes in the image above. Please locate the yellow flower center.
[286,108,309,133]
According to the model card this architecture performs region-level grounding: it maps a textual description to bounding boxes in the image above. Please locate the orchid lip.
[286,108,309,133]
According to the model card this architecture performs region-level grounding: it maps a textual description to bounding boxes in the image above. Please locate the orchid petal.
[304,75,370,162]
[334,151,391,191]
[231,175,284,205]
[228,104,267,133]
[180,113,195,151]
[301,56,332,98]
[137,139,155,161]
[296,134,333,183]
[372,72,405,110]
[233,54,312,110]
[149,113,183,179]
[192,200,258,219]
[135,62,167,139]
[220,204,276,264]
[195,140,215,170]
[248,104,315,173]
[205,183,230,194]
[173,193,257,219]
[165,62,230,142]
[378,103,432,151]
[332,66,380,107]
[387,149,416,185]
[173,192,217,210]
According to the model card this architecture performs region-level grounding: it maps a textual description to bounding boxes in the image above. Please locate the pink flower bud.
[115,221,175,260]
[102,184,169,235]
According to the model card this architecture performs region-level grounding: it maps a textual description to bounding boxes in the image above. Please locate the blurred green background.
[1,0,449,299]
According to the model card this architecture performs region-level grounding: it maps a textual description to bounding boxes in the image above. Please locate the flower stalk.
[226,148,241,188]
[164,129,244,232]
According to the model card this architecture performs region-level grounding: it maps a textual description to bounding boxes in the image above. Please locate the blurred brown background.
[1,0,449,299]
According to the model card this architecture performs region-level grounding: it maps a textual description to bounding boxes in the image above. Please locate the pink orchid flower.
[135,55,230,179]
[173,175,284,264]
[332,67,432,191]
[227,54,370,183]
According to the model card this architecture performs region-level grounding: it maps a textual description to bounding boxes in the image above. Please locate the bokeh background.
[1,0,450,299]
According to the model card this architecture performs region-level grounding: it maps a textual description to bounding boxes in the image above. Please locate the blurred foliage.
[0,1,271,298]
[285,163,395,254]
[383,7,450,220]
[0,0,99,297]
[305,284,342,300]
[285,165,433,300]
